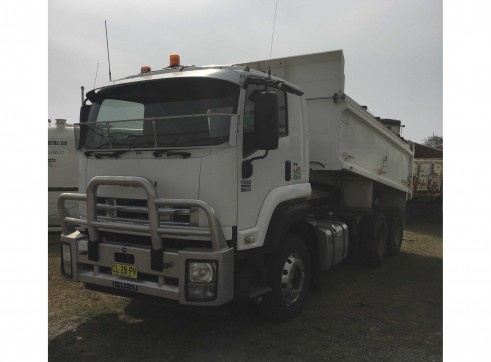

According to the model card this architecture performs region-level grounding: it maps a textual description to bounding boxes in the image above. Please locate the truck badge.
[293,163,302,180]
[112,281,138,292]
[241,179,251,192]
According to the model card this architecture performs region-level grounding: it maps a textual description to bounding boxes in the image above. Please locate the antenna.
[93,62,99,89]
[268,0,279,78]
[105,20,112,81]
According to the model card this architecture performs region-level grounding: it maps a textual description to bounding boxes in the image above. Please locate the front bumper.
[58,176,234,306]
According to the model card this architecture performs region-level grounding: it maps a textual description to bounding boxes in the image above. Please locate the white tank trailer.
[48,119,79,230]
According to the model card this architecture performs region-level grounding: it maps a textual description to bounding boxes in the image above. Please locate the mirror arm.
[242,150,269,179]
[247,150,269,164]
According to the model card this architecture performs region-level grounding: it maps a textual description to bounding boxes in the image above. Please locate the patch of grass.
[48,218,442,361]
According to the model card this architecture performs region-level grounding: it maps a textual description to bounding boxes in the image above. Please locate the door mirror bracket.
[242,151,269,179]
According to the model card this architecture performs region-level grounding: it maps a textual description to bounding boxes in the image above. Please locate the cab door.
[237,83,293,241]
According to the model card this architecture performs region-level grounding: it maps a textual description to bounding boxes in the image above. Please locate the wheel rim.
[281,252,305,306]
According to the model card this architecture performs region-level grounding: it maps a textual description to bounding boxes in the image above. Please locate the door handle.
[285,160,291,181]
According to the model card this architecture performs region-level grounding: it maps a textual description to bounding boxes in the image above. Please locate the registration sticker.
[112,263,138,279]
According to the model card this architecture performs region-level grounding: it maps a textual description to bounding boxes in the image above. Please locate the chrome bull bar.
[58,175,227,251]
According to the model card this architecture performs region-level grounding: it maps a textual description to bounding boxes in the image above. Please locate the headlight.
[188,262,215,283]
[61,243,72,278]
[186,260,217,302]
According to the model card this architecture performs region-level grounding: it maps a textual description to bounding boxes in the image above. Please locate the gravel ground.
[48,205,442,361]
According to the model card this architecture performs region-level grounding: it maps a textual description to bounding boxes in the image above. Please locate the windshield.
[78,77,239,150]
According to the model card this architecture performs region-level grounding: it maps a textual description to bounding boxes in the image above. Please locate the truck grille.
[58,176,227,253]
[98,230,212,250]
[93,197,210,249]
[96,197,193,224]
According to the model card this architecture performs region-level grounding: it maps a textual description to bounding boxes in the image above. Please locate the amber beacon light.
[141,66,151,73]
[170,54,181,67]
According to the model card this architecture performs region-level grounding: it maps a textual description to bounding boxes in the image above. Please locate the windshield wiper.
[152,150,191,158]
[176,136,230,147]
[84,150,128,158]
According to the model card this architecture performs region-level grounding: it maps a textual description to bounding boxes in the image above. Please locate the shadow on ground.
[49,250,442,361]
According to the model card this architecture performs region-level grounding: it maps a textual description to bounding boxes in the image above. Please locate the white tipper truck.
[58,50,413,321]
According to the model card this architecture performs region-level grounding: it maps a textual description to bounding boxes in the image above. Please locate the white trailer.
[48,119,79,230]
[58,50,413,320]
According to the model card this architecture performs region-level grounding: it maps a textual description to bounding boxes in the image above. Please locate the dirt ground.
[48,204,442,361]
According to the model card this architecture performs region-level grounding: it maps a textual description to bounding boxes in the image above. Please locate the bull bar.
[58,176,234,306]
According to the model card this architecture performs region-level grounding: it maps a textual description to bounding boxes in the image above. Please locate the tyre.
[362,212,388,267]
[387,211,403,256]
[258,234,311,322]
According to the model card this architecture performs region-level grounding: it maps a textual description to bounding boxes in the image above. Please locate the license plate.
[112,263,138,279]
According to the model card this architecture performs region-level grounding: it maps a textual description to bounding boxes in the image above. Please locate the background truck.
[48,119,79,230]
[412,158,443,203]
[58,50,413,321]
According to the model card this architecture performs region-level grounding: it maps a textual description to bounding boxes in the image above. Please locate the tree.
[422,135,443,150]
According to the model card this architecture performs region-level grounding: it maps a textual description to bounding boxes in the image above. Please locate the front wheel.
[258,234,311,322]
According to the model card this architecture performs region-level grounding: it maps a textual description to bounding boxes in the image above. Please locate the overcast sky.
[49,0,442,143]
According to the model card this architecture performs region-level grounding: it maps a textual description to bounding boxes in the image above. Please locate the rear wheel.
[363,213,388,267]
[258,234,311,321]
[387,211,404,256]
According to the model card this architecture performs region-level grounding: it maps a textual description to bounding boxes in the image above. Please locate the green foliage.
[422,135,443,150]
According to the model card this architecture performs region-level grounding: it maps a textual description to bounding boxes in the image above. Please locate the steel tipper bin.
[58,175,234,306]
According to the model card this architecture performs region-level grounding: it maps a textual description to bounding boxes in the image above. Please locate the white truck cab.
[59,50,413,320]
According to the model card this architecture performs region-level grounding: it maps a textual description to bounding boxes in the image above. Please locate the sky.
[48,0,442,144]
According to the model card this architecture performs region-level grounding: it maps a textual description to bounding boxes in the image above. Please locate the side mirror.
[254,91,279,150]
[77,104,92,150]
[80,104,92,123]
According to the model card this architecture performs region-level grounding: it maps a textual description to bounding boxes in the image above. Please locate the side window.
[243,84,288,156]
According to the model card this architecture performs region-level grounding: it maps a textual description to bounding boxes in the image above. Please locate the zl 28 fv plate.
[112,263,138,279]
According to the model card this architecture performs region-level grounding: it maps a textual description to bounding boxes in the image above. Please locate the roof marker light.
[141,66,151,73]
